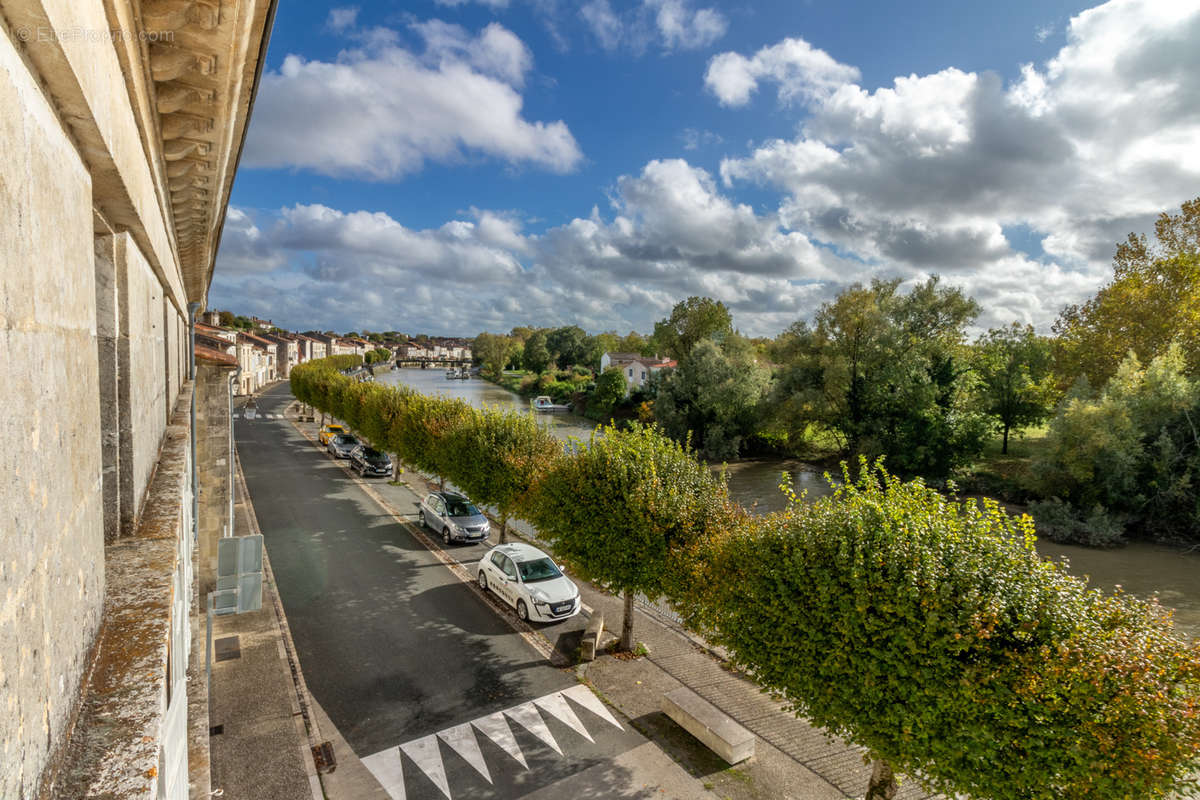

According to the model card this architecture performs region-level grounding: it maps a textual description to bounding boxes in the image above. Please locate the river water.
[378,367,1200,640]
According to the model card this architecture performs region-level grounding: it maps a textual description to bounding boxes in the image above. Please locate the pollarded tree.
[679,460,1200,800]
[527,423,729,650]
[388,392,471,489]
[444,406,562,544]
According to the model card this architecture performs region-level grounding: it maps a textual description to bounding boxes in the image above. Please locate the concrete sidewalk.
[283,401,947,800]
[206,460,322,800]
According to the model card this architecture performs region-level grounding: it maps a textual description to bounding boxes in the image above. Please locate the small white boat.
[533,395,571,412]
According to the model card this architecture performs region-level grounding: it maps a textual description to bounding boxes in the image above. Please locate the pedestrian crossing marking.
[402,735,451,799]
[438,723,492,784]
[561,683,624,730]
[472,712,528,769]
[361,747,406,800]
[363,685,625,800]
[504,701,563,755]
[533,693,593,743]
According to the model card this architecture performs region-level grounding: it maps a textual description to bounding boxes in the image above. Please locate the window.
[627,368,633,377]
[500,556,518,581]
[640,370,646,380]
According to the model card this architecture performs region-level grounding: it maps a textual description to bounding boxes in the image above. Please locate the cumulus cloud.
[242,21,580,178]
[713,0,1200,329]
[326,7,358,32]
[704,37,861,107]
[580,0,726,53]
[213,159,845,336]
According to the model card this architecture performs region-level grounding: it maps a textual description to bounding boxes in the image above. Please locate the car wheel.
[442,527,452,545]
[478,572,488,592]
[418,509,426,528]
[517,600,529,622]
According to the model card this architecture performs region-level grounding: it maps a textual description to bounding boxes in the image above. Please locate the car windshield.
[516,558,561,583]
[335,435,357,444]
[445,498,480,517]
[328,426,344,432]
[362,448,385,461]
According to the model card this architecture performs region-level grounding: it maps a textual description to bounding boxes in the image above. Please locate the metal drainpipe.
[228,367,240,538]
[188,303,200,544]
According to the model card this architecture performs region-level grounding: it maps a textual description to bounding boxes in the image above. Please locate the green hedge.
[678,461,1200,799]
[290,357,1200,799]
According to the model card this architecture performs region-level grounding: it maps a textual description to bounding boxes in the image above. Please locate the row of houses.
[195,321,379,395]
[397,338,472,360]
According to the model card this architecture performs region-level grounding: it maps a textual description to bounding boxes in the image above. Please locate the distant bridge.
[393,356,474,368]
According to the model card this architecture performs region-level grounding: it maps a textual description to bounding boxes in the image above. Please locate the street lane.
[235,384,646,799]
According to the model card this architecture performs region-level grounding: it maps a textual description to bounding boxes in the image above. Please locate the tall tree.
[522,329,552,374]
[651,296,733,360]
[974,324,1057,453]
[528,423,729,650]
[1054,197,1200,386]
[472,332,518,378]
[780,277,989,477]
[545,326,592,370]
[653,336,771,459]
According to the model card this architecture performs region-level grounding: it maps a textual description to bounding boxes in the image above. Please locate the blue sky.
[212,0,1200,337]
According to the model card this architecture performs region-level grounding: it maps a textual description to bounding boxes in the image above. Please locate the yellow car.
[318,424,347,445]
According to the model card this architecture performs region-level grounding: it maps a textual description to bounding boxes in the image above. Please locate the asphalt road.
[235,384,647,800]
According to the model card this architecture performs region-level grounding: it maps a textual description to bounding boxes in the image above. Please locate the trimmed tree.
[527,423,728,650]
[679,460,1200,800]
[445,406,562,543]
[389,391,471,489]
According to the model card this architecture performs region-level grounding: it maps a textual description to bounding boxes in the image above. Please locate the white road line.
[504,702,562,755]
[471,712,528,770]
[561,684,624,731]
[401,736,452,800]
[361,747,406,800]
[534,693,594,743]
[438,724,493,784]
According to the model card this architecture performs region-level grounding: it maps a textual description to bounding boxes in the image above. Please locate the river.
[378,367,1200,640]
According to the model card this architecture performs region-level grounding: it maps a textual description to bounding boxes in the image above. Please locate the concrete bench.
[580,613,605,661]
[661,686,754,764]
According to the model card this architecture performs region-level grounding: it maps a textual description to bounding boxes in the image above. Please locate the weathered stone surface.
[0,26,104,800]
[662,686,756,765]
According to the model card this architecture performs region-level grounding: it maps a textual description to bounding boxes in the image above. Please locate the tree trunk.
[1001,422,1010,455]
[320,411,326,426]
[865,759,898,800]
[499,516,508,544]
[620,591,635,652]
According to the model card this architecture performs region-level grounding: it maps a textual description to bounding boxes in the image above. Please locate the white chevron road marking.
[401,735,451,799]
[472,712,528,770]
[438,723,493,784]
[504,701,562,755]
[533,693,594,743]
[561,683,624,731]
[362,747,406,800]
[363,685,626,800]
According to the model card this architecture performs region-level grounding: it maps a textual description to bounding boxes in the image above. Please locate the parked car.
[327,433,360,458]
[418,491,490,545]
[318,424,347,445]
[475,542,580,623]
[350,446,392,477]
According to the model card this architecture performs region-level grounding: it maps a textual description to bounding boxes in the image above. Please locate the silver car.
[418,491,490,545]
[327,433,359,458]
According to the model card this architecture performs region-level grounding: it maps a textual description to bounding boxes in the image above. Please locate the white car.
[475,543,581,623]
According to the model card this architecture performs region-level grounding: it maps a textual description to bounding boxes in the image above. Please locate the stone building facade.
[0,1,275,798]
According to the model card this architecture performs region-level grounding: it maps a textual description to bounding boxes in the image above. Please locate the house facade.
[600,352,677,395]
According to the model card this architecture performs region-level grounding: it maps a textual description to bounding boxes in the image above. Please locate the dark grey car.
[418,491,491,545]
[327,433,359,458]
[349,446,392,477]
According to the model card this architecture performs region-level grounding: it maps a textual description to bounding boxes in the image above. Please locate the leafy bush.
[679,460,1200,800]
[1034,345,1200,542]
[1028,498,1126,547]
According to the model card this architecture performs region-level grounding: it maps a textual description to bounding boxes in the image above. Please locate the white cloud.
[242,21,580,178]
[1035,23,1055,42]
[326,7,359,33]
[434,0,510,8]
[647,0,727,50]
[713,0,1200,330]
[705,37,861,107]
[581,0,726,52]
